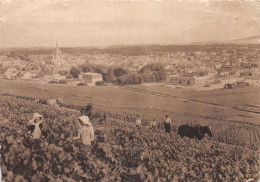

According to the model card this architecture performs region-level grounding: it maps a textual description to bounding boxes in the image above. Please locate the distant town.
[0,44,259,90]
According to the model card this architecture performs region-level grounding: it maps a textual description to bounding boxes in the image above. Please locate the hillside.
[0,96,259,182]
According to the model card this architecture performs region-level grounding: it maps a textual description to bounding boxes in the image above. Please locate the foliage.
[116,74,143,85]
[37,67,53,77]
[76,63,165,85]
[0,96,259,182]
[79,63,107,81]
[65,73,74,79]
[113,68,127,78]
[139,63,166,82]
[48,80,59,84]
[58,70,68,76]
[105,68,116,83]
[59,80,68,84]
[95,81,105,86]
[70,66,81,78]
[77,82,87,86]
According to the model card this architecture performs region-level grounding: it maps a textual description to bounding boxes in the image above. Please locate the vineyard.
[0,95,259,182]
[3,93,260,151]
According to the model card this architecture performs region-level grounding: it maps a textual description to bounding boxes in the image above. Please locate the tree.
[139,63,166,82]
[105,68,116,82]
[70,66,80,78]
[79,63,107,80]
[80,64,91,73]
[117,75,127,85]
[113,68,127,77]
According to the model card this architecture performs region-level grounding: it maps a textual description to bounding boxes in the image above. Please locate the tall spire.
[56,41,58,56]
[52,41,63,67]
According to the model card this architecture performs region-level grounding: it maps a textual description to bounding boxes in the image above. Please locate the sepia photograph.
[0,0,259,181]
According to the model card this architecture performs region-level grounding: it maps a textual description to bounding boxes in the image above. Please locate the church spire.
[52,41,63,67]
[55,41,58,57]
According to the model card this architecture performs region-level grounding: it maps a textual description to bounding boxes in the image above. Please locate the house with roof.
[80,72,103,86]
[218,65,232,77]
[166,70,218,87]
[244,76,260,87]
[166,75,180,85]
[166,73,195,86]
[179,74,195,86]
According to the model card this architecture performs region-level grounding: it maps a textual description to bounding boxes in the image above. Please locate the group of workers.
[135,115,172,133]
[27,112,172,147]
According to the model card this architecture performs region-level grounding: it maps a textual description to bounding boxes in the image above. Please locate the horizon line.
[1,42,260,50]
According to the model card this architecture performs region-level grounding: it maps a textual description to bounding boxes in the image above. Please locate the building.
[166,74,195,86]
[245,76,260,87]
[81,72,103,86]
[166,72,217,87]
[166,75,179,85]
[179,74,195,86]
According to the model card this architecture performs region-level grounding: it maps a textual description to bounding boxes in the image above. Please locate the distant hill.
[190,35,260,45]
[1,42,260,57]
[230,34,260,44]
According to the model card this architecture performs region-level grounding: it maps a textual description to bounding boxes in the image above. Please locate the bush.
[70,66,80,78]
[77,82,87,86]
[96,81,105,86]
[66,74,74,79]
[48,80,59,84]
[58,70,68,76]
[115,74,142,85]
[59,80,68,84]
[39,99,47,105]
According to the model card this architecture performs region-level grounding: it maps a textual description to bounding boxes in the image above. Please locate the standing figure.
[74,116,94,146]
[151,119,157,129]
[135,115,142,128]
[164,115,172,133]
[27,113,44,139]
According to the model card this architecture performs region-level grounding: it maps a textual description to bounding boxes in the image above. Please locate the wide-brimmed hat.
[33,113,42,120]
[28,113,42,124]
[78,116,92,126]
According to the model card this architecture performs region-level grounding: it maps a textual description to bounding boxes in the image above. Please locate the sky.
[0,0,260,47]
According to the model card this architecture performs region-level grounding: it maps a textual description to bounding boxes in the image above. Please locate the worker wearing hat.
[74,116,94,146]
[27,113,44,139]
[135,115,142,128]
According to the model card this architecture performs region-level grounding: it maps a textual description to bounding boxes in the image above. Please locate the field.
[124,84,260,109]
[0,79,260,181]
[0,79,259,123]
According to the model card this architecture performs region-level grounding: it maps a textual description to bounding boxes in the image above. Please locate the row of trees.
[67,63,166,85]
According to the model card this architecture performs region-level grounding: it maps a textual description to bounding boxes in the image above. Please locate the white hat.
[33,113,42,120]
[78,116,92,126]
[28,113,42,124]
